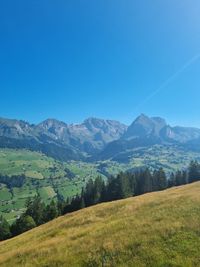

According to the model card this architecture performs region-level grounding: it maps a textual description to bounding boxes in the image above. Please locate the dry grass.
[0,182,200,267]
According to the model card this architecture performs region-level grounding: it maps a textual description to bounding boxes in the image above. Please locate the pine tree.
[44,200,59,222]
[11,215,36,236]
[57,200,65,216]
[93,176,105,204]
[25,196,46,225]
[84,179,95,206]
[138,168,152,194]
[80,197,86,209]
[100,181,108,202]
[175,170,183,186]
[0,216,11,241]
[118,173,132,199]
[153,168,167,191]
[181,170,188,185]
[128,173,137,196]
[70,194,86,211]
[106,176,119,201]
[168,173,176,188]
[188,161,200,183]
[134,172,141,195]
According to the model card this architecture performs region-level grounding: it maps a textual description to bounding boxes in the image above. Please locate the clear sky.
[0,1,200,127]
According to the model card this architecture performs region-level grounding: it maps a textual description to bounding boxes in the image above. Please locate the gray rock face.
[99,114,200,160]
[37,117,127,154]
[122,114,200,143]
[0,118,36,139]
[162,126,200,143]
[122,114,167,140]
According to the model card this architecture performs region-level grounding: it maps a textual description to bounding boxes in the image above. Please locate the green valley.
[1,145,200,223]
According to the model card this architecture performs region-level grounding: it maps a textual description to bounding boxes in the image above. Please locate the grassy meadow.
[0,182,200,266]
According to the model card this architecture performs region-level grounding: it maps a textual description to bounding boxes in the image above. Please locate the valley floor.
[0,182,200,266]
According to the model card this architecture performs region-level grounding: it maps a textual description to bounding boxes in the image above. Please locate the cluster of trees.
[0,197,59,240]
[61,168,168,213]
[0,174,26,188]
[0,216,11,241]
[1,160,200,242]
[11,197,59,236]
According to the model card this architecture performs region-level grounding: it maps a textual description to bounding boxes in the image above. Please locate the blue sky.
[0,1,200,127]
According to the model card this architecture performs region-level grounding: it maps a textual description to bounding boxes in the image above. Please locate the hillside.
[0,182,200,267]
[0,149,101,222]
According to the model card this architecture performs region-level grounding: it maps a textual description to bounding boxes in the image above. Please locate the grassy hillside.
[0,182,200,267]
[0,148,99,179]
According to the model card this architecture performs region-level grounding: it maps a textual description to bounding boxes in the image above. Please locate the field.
[0,149,101,222]
[109,144,200,172]
[0,182,200,266]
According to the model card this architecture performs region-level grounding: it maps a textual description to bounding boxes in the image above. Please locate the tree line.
[1,160,200,241]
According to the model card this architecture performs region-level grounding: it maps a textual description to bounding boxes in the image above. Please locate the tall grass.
[0,182,200,266]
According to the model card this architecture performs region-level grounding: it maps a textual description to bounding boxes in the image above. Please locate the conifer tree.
[181,170,188,185]
[138,168,152,194]
[128,173,137,196]
[84,179,95,206]
[25,196,46,225]
[93,176,105,204]
[168,173,176,188]
[44,200,59,222]
[11,215,36,236]
[153,168,167,191]
[118,173,132,199]
[0,216,11,241]
[175,170,183,186]
[188,161,200,183]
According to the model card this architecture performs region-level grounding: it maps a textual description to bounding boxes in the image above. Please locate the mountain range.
[0,114,200,162]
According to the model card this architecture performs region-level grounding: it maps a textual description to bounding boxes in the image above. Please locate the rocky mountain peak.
[123,114,164,140]
[38,119,68,130]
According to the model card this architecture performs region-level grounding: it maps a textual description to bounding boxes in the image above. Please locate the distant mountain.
[0,117,127,160]
[122,114,167,140]
[0,117,82,161]
[99,114,200,160]
[0,118,34,139]
[38,117,127,154]
[122,114,200,142]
